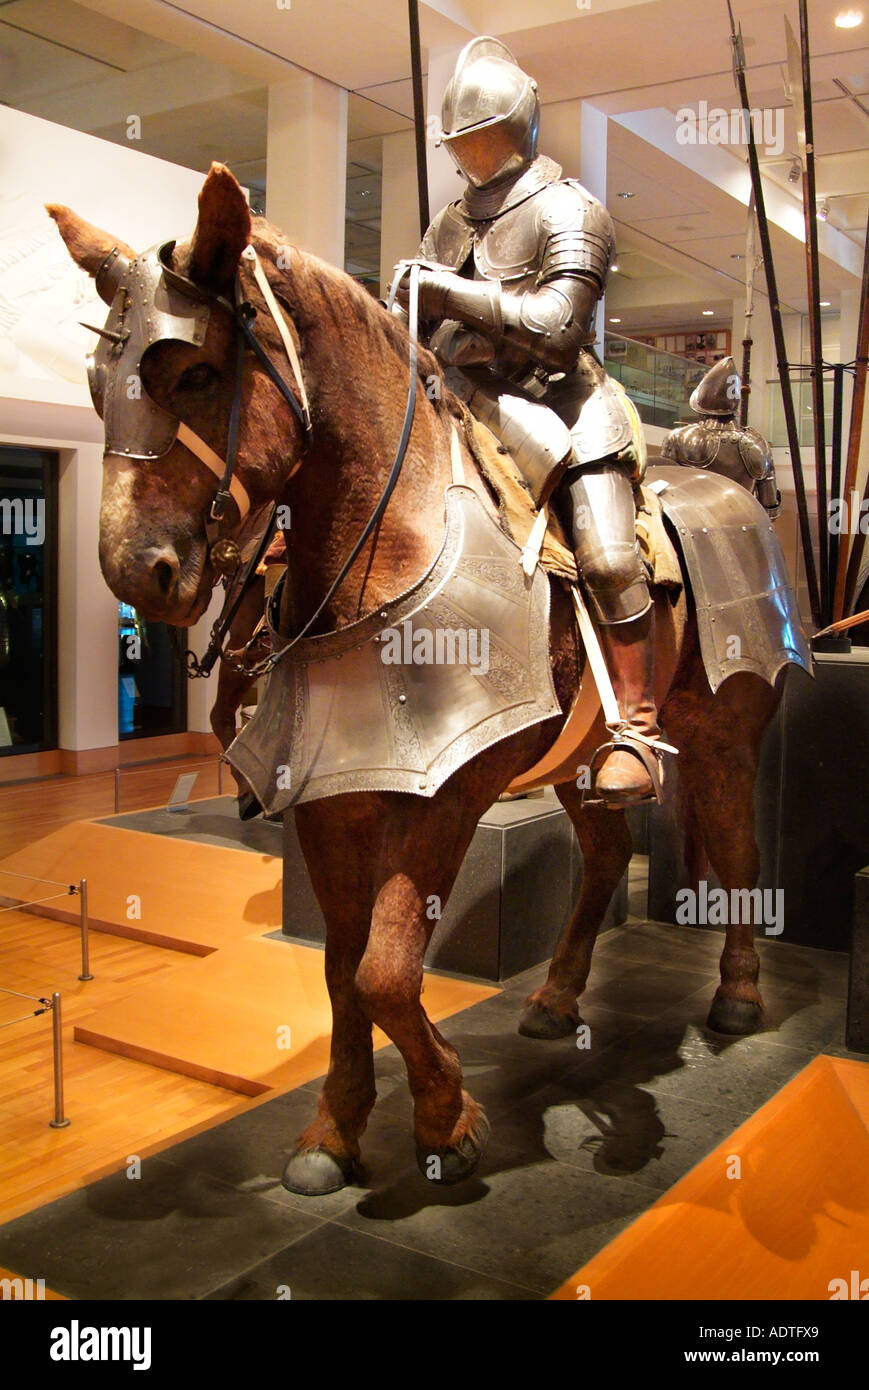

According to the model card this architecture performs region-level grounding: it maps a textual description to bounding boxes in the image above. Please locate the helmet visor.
[442,117,524,187]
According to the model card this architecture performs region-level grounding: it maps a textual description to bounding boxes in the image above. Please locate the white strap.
[570,584,622,727]
[177,422,251,521]
[571,584,678,754]
[521,505,549,577]
[244,246,311,427]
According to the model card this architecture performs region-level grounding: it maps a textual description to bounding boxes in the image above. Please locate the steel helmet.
[440,37,539,189]
[689,356,741,417]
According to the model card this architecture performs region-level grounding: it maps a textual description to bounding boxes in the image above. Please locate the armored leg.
[562,465,664,805]
[444,368,573,506]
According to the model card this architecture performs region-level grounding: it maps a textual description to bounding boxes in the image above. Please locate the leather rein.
[186,250,421,679]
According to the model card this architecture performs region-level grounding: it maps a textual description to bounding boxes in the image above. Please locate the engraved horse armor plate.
[226,486,561,811]
[650,465,812,691]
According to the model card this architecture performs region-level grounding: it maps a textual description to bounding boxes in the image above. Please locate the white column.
[581,101,608,352]
[426,44,466,220]
[380,129,421,295]
[57,442,118,755]
[185,585,225,737]
[266,72,348,266]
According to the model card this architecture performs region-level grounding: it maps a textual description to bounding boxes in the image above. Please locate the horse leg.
[663,670,780,1036]
[519,789,634,1038]
[353,791,499,1185]
[282,801,378,1194]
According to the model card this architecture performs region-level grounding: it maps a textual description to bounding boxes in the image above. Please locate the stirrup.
[582,724,678,808]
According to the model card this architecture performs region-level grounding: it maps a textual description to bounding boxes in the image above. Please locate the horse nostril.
[151,553,179,598]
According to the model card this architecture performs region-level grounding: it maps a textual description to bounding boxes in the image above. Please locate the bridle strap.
[187,502,278,678]
[177,422,251,521]
[243,246,311,454]
[249,260,422,675]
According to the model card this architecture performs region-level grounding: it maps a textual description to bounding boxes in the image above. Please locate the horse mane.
[248,216,450,411]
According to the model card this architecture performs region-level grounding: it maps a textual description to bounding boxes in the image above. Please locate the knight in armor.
[391,36,664,805]
[661,357,781,518]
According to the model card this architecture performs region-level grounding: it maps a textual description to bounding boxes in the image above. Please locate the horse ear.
[46,205,135,285]
[188,163,252,295]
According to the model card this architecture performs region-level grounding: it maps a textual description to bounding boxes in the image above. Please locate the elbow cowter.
[418,269,601,375]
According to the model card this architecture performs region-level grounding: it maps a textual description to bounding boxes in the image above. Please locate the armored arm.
[405,270,599,373]
[399,184,613,373]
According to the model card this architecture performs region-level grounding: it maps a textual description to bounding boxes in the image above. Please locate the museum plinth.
[282,788,627,982]
[649,651,869,953]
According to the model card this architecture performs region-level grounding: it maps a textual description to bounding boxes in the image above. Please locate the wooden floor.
[0,906,254,1225]
[0,755,224,860]
[0,759,493,1228]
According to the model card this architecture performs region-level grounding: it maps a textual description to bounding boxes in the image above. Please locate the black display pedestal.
[649,651,869,951]
[282,788,627,983]
[848,866,869,1053]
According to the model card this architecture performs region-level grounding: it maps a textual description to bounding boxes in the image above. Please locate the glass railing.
[766,375,835,450]
[603,333,707,431]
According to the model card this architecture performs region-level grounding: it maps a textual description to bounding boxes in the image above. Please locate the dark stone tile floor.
[0,905,861,1301]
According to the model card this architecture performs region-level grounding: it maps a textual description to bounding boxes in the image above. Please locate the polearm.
[834,209,869,619]
[740,192,756,427]
[788,6,829,619]
[407,0,430,239]
[727,0,821,626]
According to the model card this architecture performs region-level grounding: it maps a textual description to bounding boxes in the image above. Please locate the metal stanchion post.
[48,993,70,1129]
[114,766,121,815]
[78,878,93,981]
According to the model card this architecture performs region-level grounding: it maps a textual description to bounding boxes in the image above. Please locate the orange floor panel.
[75,934,496,1094]
[550,1055,869,1301]
[0,819,283,954]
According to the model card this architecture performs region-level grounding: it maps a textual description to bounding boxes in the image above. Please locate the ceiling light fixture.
[617,191,635,199]
[817,199,830,221]
[731,253,744,260]
[835,10,863,28]
[609,317,622,324]
[820,300,832,307]
[611,260,619,272]
[788,157,801,183]
[702,310,714,316]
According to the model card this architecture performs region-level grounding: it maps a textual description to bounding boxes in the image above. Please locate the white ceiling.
[3,0,869,316]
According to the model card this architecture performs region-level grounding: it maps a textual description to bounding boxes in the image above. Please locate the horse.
[49,163,787,1194]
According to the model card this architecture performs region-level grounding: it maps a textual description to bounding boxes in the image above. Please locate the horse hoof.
[707,994,763,1036]
[417,1114,490,1185]
[518,1002,577,1039]
[282,1148,358,1196]
[237,791,263,821]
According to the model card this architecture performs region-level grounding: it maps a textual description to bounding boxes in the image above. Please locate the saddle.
[458,403,683,594]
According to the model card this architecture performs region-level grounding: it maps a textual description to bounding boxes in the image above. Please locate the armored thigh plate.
[649,464,811,691]
[226,486,562,811]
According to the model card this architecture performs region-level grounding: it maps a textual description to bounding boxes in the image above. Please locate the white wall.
[0,108,211,757]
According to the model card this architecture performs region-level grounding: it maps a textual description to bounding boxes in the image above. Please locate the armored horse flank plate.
[226,486,562,812]
[648,464,812,692]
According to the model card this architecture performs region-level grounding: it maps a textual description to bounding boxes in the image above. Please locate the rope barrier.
[0,869,79,889]
[0,989,70,1124]
[0,890,76,915]
[0,1008,50,1029]
[0,877,93,981]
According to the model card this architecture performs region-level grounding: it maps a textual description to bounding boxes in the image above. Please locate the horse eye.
[178,363,217,391]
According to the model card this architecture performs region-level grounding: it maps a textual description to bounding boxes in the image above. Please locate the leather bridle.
[184,248,422,679]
